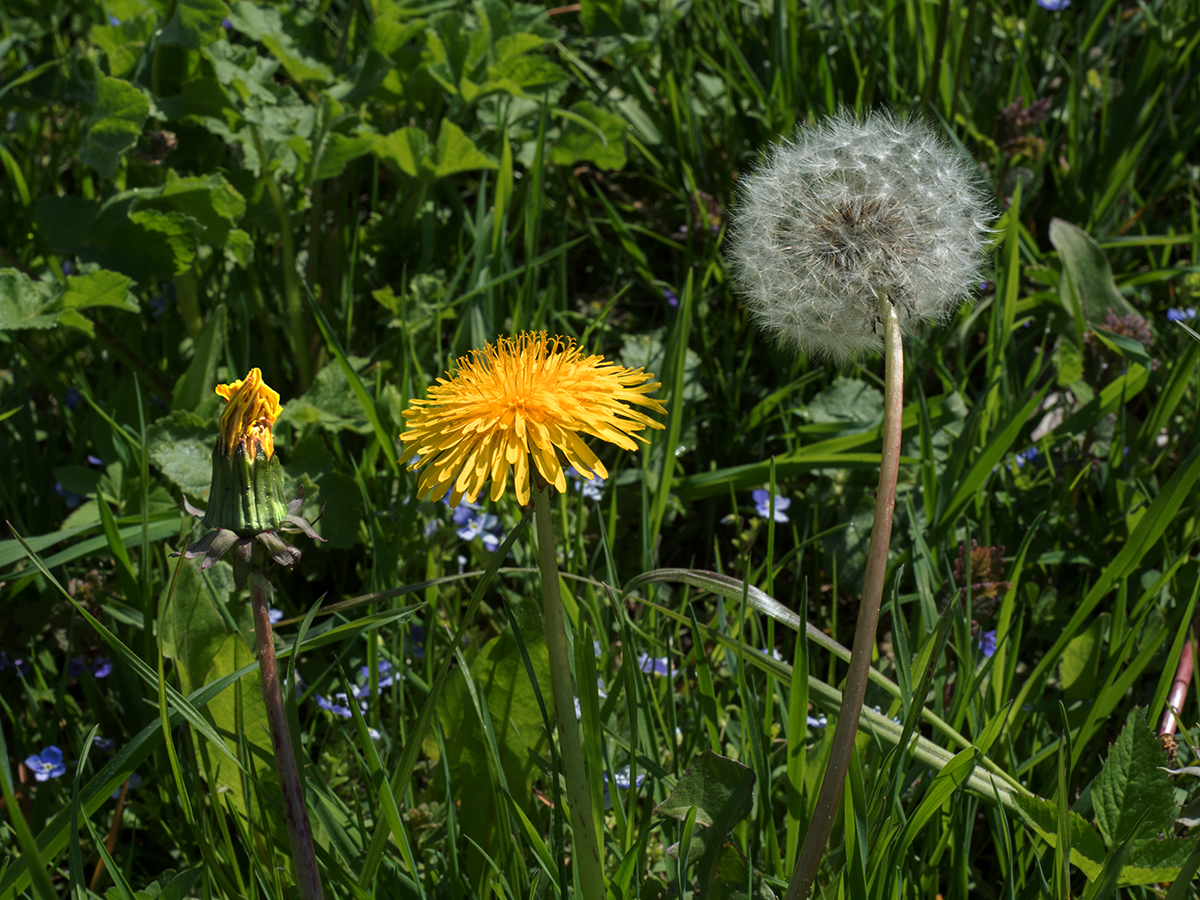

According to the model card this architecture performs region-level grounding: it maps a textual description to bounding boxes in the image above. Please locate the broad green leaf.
[656,750,755,857]
[580,0,644,36]
[1050,218,1137,334]
[92,14,155,77]
[549,101,628,170]
[199,633,279,824]
[425,598,552,877]
[159,0,230,49]
[434,120,499,177]
[374,127,433,179]
[136,171,247,249]
[278,356,373,433]
[483,54,567,97]
[314,133,376,181]
[81,75,149,178]
[1092,710,1177,848]
[57,270,139,313]
[228,1,333,85]
[1013,794,1107,881]
[1060,612,1108,702]
[805,376,883,429]
[1119,837,1200,884]
[160,559,232,694]
[147,411,215,500]
[0,268,60,331]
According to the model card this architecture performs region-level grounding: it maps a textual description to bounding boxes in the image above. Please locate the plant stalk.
[249,570,325,900]
[532,482,605,900]
[785,301,904,900]
[1158,614,1198,737]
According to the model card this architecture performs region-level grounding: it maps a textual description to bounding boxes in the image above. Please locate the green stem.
[249,570,324,900]
[785,301,904,900]
[532,482,605,900]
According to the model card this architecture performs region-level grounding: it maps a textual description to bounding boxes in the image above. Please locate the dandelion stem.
[533,482,605,900]
[786,300,904,900]
[249,570,325,900]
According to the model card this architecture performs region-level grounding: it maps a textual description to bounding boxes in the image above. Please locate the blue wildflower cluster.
[752,489,790,523]
[311,661,393,740]
[566,465,606,501]
[1013,446,1039,469]
[1168,308,1197,322]
[445,498,506,552]
[1036,0,1069,9]
[977,630,998,658]
[65,655,112,678]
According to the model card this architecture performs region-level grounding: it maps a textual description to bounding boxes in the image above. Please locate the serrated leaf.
[148,411,216,500]
[434,120,498,177]
[159,0,230,49]
[57,270,139,313]
[0,269,61,331]
[549,101,627,170]
[1119,836,1200,884]
[81,75,149,179]
[1092,710,1178,847]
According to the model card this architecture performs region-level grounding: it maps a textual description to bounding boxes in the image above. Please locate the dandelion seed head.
[729,110,993,362]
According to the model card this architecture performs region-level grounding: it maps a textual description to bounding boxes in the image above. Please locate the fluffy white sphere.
[729,110,993,362]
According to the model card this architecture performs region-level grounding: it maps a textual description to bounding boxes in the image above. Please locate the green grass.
[2,0,1200,897]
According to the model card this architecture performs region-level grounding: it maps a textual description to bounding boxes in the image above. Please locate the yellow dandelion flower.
[399,332,667,507]
[215,367,282,460]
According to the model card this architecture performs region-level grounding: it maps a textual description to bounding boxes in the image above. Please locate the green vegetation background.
[1,0,1200,897]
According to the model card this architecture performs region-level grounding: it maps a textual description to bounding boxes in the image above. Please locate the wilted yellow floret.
[215,368,282,460]
[399,332,667,507]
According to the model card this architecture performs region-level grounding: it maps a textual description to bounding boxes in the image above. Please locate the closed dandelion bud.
[203,368,288,535]
[177,368,324,590]
[729,110,993,362]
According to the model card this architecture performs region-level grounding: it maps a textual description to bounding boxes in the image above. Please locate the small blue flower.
[593,640,602,657]
[86,454,104,467]
[637,653,674,678]
[1014,446,1039,468]
[108,14,120,25]
[221,17,232,28]
[111,772,142,799]
[664,288,679,309]
[66,656,87,678]
[456,507,505,551]
[25,746,66,782]
[806,714,827,730]
[93,737,116,753]
[315,693,354,718]
[1167,308,1197,322]
[752,489,790,523]
[759,647,783,661]
[357,660,395,690]
[1036,0,1069,9]
[65,388,82,410]
[566,465,605,501]
[91,656,112,678]
[268,608,283,625]
[54,482,84,510]
[606,767,646,790]
[977,630,998,658]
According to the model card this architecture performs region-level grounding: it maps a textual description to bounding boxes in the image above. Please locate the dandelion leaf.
[425,598,553,882]
[1049,218,1137,331]
[148,411,215,500]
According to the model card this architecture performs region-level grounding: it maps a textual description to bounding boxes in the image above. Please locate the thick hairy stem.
[786,301,905,900]
[249,571,325,900]
[533,484,605,900]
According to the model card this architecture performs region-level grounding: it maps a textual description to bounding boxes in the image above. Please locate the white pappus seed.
[728,110,995,362]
